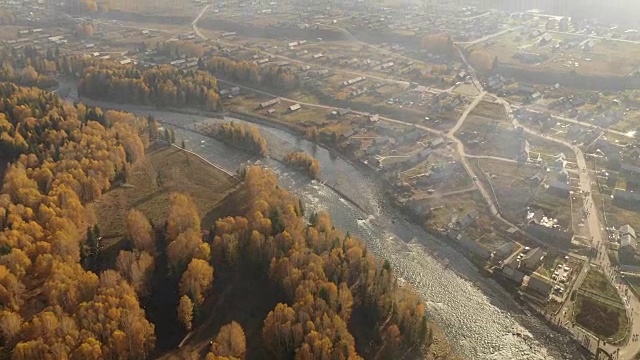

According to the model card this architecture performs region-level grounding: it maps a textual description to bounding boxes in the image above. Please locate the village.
[2,0,640,358]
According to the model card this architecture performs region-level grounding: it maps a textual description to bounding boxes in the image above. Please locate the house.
[570,97,586,107]
[519,247,545,271]
[502,264,525,285]
[430,137,445,148]
[548,180,571,198]
[184,61,198,70]
[526,223,573,250]
[341,76,366,87]
[620,234,637,262]
[530,172,546,185]
[339,129,357,143]
[621,225,637,239]
[527,209,545,226]
[259,98,280,109]
[529,91,542,103]
[526,274,553,296]
[539,34,553,45]
[486,75,505,92]
[381,62,394,70]
[529,29,542,38]
[453,233,492,259]
[455,209,480,230]
[517,83,536,96]
[288,104,301,112]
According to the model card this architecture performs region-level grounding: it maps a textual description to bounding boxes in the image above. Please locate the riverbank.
[79,97,590,359]
[163,143,464,360]
[162,107,593,360]
[80,97,525,277]
[81,96,374,214]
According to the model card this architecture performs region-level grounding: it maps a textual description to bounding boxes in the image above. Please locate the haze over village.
[1,0,640,359]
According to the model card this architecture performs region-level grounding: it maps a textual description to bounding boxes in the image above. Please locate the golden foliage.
[79,63,221,111]
[166,193,201,241]
[115,250,154,298]
[177,295,194,331]
[126,209,155,253]
[205,121,269,157]
[0,84,154,358]
[179,258,214,305]
[283,151,321,179]
[210,321,246,359]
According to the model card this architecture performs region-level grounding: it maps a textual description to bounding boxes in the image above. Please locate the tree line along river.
[82,98,588,360]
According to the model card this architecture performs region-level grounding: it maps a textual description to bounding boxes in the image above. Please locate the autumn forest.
[0,43,438,360]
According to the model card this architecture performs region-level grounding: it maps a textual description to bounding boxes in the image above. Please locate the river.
[84,100,585,360]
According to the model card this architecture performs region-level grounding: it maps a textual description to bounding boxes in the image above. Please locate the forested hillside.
[0,82,440,358]
[0,83,154,358]
[201,166,430,359]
